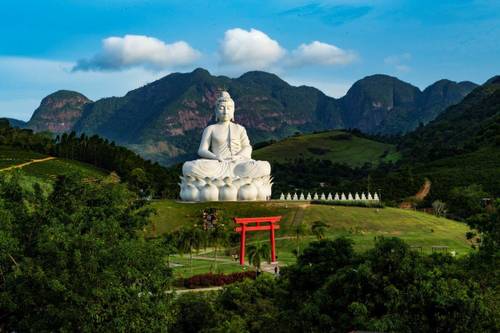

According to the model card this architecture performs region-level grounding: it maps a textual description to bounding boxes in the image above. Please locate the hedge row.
[310,200,384,208]
[175,271,257,289]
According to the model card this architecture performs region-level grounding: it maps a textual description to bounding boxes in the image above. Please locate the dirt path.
[415,178,432,200]
[0,156,56,172]
[400,178,432,209]
[291,206,306,226]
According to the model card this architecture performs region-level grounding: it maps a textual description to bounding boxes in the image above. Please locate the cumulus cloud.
[384,53,412,73]
[289,41,357,67]
[219,28,286,70]
[73,34,201,71]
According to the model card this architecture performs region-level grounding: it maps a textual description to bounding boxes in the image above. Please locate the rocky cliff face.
[338,75,477,134]
[28,69,477,165]
[71,69,341,164]
[27,90,92,133]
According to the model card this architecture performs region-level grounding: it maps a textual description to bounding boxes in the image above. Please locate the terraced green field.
[0,146,108,191]
[20,158,107,181]
[253,131,401,166]
[148,200,472,276]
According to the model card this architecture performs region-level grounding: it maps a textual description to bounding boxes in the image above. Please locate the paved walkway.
[167,286,223,294]
[0,156,56,172]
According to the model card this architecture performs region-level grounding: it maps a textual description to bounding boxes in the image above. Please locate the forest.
[0,172,498,331]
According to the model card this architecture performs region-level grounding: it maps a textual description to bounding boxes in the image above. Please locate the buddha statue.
[180,91,272,201]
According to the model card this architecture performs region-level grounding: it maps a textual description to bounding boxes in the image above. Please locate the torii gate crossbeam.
[234,216,282,265]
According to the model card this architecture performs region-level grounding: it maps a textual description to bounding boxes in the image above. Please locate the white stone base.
[179,175,273,202]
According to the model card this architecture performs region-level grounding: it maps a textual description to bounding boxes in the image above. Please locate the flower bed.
[175,271,257,289]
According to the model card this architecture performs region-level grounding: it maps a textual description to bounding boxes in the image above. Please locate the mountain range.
[12,68,477,165]
[400,75,500,161]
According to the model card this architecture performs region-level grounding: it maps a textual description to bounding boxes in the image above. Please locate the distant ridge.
[24,69,477,165]
[27,90,92,134]
[2,118,27,128]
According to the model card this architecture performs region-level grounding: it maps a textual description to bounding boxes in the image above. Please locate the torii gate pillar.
[234,216,282,265]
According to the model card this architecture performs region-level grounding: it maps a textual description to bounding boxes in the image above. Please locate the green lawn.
[0,145,47,168]
[20,158,107,181]
[0,146,108,193]
[253,131,401,167]
[169,255,247,279]
[148,200,473,273]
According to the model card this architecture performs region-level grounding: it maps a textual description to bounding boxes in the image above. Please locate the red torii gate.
[234,216,282,265]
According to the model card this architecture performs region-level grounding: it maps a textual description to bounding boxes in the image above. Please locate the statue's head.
[215,91,235,122]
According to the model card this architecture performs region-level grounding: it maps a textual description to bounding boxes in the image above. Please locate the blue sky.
[1,0,499,121]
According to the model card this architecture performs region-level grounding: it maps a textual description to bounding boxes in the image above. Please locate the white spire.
[286,193,292,201]
[299,193,305,200]
[293,193,298,201]
[355,192,360,201]
[361,192,367,200]
[313,193,319,200]
[348,193,354,201]
[327,193,333,200]
[306,193,312,201]
[280,193,285,200]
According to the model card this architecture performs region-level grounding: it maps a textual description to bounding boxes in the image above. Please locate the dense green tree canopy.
[0,173,174,332]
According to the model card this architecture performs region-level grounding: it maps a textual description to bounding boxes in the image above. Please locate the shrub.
[176,271,257,289]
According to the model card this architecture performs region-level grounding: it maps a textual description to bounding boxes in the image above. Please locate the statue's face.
[215,99,234,122]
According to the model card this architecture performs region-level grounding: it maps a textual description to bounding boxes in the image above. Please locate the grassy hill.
[253,131,400,167]
[413,147,500,200]
[0,145,107,189]
[147,200,471,276]
[0,146,47,169]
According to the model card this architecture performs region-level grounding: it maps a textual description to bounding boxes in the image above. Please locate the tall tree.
[247,243,271,273]
[177,226,205,275]
[293,223,307,257]
[209,223,228,272]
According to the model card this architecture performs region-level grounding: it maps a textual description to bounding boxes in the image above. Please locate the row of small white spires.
[279,192,380,201]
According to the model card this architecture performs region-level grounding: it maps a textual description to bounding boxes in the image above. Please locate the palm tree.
[293,223,307,257]
[177,226,205,275]
[247,242,271,273]
[163,233,178,268]
[311,221,329,240]
[209,224,228,272]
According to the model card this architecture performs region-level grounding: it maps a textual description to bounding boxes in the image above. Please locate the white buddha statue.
[180,91,272,201]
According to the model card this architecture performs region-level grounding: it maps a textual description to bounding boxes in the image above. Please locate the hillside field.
[148,200,472,277]
[253,131,401,166]
[0,145,107,189]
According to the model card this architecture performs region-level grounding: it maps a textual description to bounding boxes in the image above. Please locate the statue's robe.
[182,122,271,179]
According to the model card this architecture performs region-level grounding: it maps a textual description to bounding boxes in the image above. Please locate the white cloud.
[384,53,412,73]
[73,34,201,71]
[0,56,173,121]
[289,41,357,67]
[219,28,286,70]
